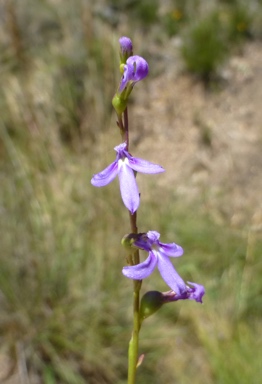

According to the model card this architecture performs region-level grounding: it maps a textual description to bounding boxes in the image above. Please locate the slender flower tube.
[122,231,205,300]
[91,144,164,214]
[161,283,205,303]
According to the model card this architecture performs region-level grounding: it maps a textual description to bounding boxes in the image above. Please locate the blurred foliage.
[180,0,260,81]
[163,9,186,37]
[181,12,228,82]
[0,0,262,383]
[225,3,253,43]
[162,0,200,37]
[131,0,159,26]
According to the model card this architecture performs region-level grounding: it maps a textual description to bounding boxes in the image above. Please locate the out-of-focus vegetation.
[181,11,229,83]
[0,0,262,383]
[180,1,255,82]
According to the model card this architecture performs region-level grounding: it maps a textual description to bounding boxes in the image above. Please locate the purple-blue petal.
[118,161,140,214]
[187,282,205,303]
[147,231,160,242]
[114,142,127,154]
[122,252,157,280]
[157,252,187,295]
[127,56,149,82]
[91,161,118,187]
[119,65,130,91]
[119,55,149,91]
[159,242,184,257]
[127,156,165,174]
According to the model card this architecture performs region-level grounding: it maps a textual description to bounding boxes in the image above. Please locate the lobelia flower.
[122,231,205,303]
[119,55,149,92]
[91,144,164,214]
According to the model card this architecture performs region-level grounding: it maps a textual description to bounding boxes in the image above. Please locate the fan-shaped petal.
[122,252,157,280]
[159,242,184,258]
[91,161,118,187]
[128,156,165,174]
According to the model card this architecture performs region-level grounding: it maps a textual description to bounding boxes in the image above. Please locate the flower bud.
[119,36,133,64]
[139,291,164,321]
[112,93,128,116]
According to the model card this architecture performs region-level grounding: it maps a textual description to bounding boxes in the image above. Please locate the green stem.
[124,108,129,150]
[117,107,129,147]
[128,278,141,384]
[119,107,142,384]
[127,212,142,384]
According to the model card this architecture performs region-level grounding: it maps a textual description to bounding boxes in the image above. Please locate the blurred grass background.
[0,0,262,383]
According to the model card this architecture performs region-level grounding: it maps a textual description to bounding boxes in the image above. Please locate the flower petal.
[127,156,165,174]
[127,56,149,82]
[122,252,157,280]
[159,242,184,257]
[119,55,149,91]
[118,160,139,214]
[157,253,187,295]
[114,142,127,154]
[147,231,160,242]
[91,161,118,187]
[187,282,205,303]
[119,65,130,91]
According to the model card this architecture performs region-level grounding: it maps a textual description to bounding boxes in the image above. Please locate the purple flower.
[162,283,205,304]
[139,284,205,320]
[91,144,164,214]
[122,231,205,303]
[122,231,187,294]
[119,55,149,92]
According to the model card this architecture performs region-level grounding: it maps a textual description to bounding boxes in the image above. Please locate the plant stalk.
[128,277,141,384]
[118,106,142,383]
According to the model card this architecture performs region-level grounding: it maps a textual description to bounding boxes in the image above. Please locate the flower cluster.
[91,36,205,315]
[118,36,148,93]
[112,38,149,116]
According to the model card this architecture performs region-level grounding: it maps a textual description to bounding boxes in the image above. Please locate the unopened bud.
[139,291,164,321]
[119,36,133,64]
[112,94,128,116]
